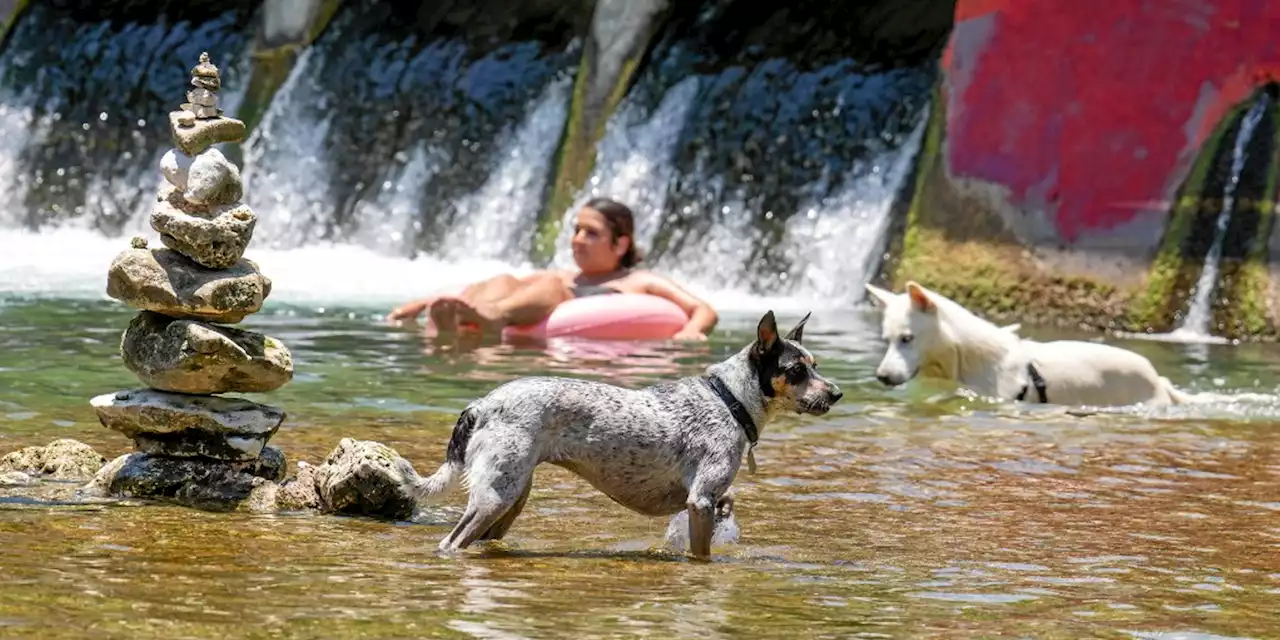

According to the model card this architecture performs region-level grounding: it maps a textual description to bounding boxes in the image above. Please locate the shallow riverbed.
[1,297,1278,639]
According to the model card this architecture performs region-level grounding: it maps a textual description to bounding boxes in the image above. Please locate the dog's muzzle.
[801,387,843,415]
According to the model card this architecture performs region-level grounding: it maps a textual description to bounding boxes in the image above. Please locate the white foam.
[0,227,818,314]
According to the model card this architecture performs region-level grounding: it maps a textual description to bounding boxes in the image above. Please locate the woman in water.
[388,198,719,340]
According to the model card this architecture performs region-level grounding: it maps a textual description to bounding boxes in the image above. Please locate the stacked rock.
[90,52,292,481]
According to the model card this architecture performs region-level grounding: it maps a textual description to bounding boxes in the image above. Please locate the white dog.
[864,281,1192,407]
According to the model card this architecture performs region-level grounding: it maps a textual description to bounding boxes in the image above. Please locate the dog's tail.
[1161,377,1198,405]
[416,408,478,502]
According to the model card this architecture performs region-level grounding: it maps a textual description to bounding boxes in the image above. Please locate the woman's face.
[571,207,629,274]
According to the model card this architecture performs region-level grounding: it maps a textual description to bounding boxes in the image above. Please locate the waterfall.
[547,44,933,304]
[1173,95,1270,339]
[779,108,928,300]
[440,76,572,263]
[241,46,338,250]
[0,1,938,313]
[549,76,702,266]
[237,10,576,256]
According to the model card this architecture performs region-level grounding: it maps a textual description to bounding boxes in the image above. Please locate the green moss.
[1215,100,1280,339]
[0,0,29,50]
[891,81,1135,332]
[533,53,593,263]
[225,0,342,163]
[895,83,945,278]
[532,45,645,264]
[1129,103,1243,331]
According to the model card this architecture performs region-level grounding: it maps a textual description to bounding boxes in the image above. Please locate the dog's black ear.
[785,311,811,343]
[755,310,779,353]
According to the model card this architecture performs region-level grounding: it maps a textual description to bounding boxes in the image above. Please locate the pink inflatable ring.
[502,293,689,341]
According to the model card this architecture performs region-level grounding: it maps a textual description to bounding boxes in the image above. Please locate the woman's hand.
[673,327,708,341]
[387,299,432,324]
[639,273,720,339]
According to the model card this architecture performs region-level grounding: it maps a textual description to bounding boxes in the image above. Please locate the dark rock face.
[83,447,287,512]
[90,389,286,462]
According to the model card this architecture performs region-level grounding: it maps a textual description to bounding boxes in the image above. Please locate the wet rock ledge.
[1,438,427,521]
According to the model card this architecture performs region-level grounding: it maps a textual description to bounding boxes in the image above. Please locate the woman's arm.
[639,273,719,340]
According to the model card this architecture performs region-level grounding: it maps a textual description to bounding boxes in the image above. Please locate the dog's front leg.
[686,493,717,561]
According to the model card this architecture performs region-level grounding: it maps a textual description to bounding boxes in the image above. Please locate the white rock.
[160,148,195,191]
[185,147,242,206]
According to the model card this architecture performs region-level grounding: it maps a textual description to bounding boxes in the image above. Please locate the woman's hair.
[584,197,643,268]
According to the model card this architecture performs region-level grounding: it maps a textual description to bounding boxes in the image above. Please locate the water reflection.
[417,330,709,386]
[1,298,1280,638]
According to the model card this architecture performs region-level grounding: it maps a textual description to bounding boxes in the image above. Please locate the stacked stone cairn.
[87,52,292,503]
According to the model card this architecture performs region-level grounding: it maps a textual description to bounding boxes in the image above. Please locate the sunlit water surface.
[2,295,1279,639]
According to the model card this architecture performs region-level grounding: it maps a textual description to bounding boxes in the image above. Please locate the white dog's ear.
[905,281,936,313]
[1001,323,1022,334]
[864,283,895,307]
[785,311,811,343]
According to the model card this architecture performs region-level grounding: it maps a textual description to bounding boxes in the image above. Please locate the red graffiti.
[942,0,1280,242]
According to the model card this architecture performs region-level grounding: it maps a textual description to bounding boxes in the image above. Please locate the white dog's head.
[864,281,943,386]
[864,281,1021,387]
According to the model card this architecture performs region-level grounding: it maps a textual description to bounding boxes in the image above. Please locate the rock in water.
[244,460,323,513]
[120,311,293,394]
[0,439,107,480]
[90,389,285,461]
[151,185,256,269]
[314,439,422,520]
[82,450,284,512]
[106,247,271,323]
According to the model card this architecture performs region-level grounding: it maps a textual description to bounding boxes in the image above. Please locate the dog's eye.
[899,334,914,345]
[785,365,808,382]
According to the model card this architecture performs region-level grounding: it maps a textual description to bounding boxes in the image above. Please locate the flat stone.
[183,104,221,120]
[106,247,271,324]
[90,389,285,461]
[81,452,280,512]
[151,184,255,269]
[192,76,220,92]
[0,439,107,480]
[120,311,293,394]
[314,439,422,520]
[169,111,245,156]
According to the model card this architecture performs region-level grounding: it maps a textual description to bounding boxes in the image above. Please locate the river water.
[1,296,1278,638]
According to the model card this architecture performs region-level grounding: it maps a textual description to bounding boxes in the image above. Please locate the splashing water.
[441,76,572,263]
[1134,95,1274,346]
[241,47,336,250]
[1175,95,1269,338]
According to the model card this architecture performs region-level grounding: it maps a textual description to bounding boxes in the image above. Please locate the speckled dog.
[416,311,843,560]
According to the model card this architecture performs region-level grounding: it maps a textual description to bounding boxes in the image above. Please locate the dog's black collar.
[705,374,758,445]
[1016,362,1048,403]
